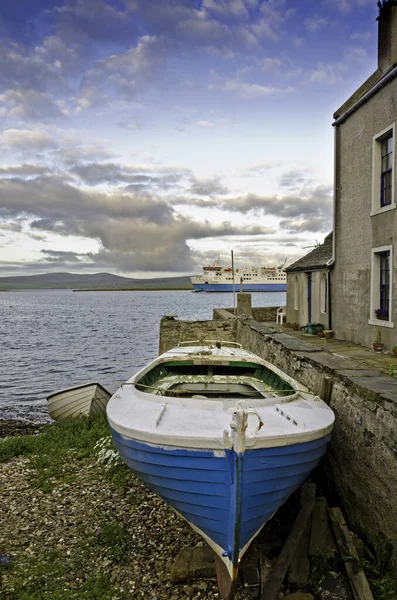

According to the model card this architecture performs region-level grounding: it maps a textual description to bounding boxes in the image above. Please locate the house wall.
[286,269,330,329]
[333,76,397,348]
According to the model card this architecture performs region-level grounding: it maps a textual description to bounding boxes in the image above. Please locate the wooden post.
[320,376,333,404]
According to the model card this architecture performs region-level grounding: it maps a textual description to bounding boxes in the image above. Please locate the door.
[307,273,312,324]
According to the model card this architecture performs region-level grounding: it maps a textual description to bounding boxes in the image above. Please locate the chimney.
[377,1,397,72]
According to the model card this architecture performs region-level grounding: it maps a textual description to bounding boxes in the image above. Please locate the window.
[369,246,393,327]
[321,272,328,314]
[372,124,395,214]
[379,252,390,319]
[293,277,299,311]
[381,135,393,206]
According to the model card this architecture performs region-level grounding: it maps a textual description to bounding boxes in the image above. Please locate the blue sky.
[0,0,379,276]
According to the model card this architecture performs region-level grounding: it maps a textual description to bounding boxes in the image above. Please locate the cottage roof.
[285,232,333,273]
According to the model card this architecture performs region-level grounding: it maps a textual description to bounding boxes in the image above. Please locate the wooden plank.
[309,496,332,556]
[260,483,316,600]
[320,376,333,403]
[288,485,313,585]
[328,507,374,600]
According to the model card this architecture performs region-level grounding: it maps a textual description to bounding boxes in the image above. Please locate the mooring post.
[237,293,252,317]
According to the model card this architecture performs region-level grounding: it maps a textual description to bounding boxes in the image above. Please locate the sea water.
[0,289,285,421]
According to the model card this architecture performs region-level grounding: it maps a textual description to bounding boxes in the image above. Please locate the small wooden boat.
[107,341,334,598]
[47,382,111,421]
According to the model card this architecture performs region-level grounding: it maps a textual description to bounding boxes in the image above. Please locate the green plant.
[94,520,131,562]
[393,345,397,351]
[361,537,397,600]
[373,329,382,344]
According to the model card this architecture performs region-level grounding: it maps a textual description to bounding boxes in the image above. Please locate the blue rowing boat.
[107,341,334,597]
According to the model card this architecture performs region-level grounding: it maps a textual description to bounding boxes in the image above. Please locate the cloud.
[188,176,229,196]
[240,163,274,177]
[70,162,190,190]
[0,89,66,122]
[0,164,51,177]
[305,17,327,32]
[177,183,333,233]
[261,57,282,72]
[0,41,65,94]
[197,120,215,128]
[209,70,294,99]
[0,174,265,272]
[40,249,91,264]
[0,222,23,233]
[331,0,373,14]
[0,129,57,151]
[77,35,166,109]
[279,170,310,189]
[52,0,136,45]
[350,31,372,41]
[309,63,346,85]
[202,0,250,19]
[252,0,294,40]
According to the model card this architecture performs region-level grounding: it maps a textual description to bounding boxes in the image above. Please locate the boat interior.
[135,361,295,399]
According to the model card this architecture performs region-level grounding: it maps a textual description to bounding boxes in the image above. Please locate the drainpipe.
[325,123,338,331]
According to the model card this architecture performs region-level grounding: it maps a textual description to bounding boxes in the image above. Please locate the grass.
[0,413,111,491]
[0,414,137,599]
[0,550,132,600]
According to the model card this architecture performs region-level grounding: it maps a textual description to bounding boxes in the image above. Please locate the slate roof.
[285,232,333,273]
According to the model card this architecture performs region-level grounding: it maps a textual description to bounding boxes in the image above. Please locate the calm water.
[0,289,285,422]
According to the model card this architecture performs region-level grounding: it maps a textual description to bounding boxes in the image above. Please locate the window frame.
[293,276,299,311]
[369,245,394,328]
[371,123,396,216]
[320,272,328,315]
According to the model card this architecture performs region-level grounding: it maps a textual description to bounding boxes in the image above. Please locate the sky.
[0,0,381,278]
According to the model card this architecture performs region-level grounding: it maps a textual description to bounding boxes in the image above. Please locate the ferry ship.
[191,263,287,292]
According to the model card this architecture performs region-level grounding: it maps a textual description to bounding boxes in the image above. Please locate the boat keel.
[215,555,237,600]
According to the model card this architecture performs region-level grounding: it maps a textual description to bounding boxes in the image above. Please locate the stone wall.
[236,319,397,560]
[158,316,237,354]
[213,306,278,322]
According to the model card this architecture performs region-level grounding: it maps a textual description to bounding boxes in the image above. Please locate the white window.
[294,276,299,310]
[369,245,393,327]
[371,124,396,215]
[320,272,328,314]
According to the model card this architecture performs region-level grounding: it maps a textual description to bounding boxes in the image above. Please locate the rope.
[120,380,313,397]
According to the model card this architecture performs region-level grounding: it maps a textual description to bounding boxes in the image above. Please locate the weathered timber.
[320,376,333,404]
[260,483,316,600]
[329,507,374,600]
[215,555,235,600]
[309,496,334,556]
[288,484,313,585]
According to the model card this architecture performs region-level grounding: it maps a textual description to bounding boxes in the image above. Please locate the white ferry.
[191,263,287,292]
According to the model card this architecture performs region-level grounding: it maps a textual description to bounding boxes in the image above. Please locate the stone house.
[285,233,333,329]
[332,0,397,349]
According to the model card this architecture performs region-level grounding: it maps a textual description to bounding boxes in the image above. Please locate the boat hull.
[109,426,330,576]
[47,382,111,421]
[192,283,286,292]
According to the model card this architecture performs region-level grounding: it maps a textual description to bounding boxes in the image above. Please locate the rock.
[170,546,216,582]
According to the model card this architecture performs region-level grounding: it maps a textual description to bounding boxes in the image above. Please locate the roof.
[285,232,333,273]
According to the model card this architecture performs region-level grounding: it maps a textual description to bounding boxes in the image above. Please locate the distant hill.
[0,272,193,290]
